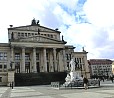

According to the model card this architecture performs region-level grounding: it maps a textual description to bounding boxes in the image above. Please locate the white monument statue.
[65,58,83,83]
[69,59,76,72]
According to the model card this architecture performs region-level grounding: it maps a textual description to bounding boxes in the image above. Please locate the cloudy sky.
[0,0,114,60]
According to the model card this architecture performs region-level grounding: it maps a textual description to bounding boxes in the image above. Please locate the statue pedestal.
[7,70,15,86]
[70,71,83,81]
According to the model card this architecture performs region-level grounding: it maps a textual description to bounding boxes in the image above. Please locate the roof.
[8,18,61,33]
[8,25,61,33]
[0,43,9,47]
[89,59,113,65]
[65,45,75,49]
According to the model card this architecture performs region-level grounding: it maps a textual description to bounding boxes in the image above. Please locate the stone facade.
[0,19,90,86]
[88,59,113,77]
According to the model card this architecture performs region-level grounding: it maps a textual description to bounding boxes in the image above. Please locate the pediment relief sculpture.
[10,25,60,33]
[18,35,64,44]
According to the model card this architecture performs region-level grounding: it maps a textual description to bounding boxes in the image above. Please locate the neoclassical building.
[0,19,90,86]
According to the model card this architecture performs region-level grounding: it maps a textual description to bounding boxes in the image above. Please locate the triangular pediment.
[16,35,65,44]
[9,25,60,33]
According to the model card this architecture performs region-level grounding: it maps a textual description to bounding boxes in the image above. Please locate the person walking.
[83,76,88,90]
[110,76,113,83]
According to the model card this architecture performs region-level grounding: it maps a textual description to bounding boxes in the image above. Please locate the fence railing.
[51,82,60,88]
[51,79,100,89]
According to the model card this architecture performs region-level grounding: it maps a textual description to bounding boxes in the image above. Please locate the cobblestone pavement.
[0,80,114,98]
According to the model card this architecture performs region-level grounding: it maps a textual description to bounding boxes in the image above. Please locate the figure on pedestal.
[65,58,83,83]
[69,58,76,72]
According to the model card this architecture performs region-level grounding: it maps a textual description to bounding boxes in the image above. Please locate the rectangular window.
[0,65,2,68]
[15,53,20,60]
[51,35,53,38]
[21,33,24,37]
[48,34,50,37]
[25,33,27,37]
[36,53,39,60]
[18,32,20,37]
[0,53,3,60]
[28,33,31,36]
[0,52,7,60]
[4,64,7,69]
[4,53,7,60]
[25,53,30,60]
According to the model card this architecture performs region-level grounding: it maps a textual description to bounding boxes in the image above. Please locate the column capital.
[10,46,14,48]
[53,48,56,50]
[33,47,36,52]
[33,47,36,49]
[21,46,26,49]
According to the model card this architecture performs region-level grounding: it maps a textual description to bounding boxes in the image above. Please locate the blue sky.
[0,0,114,60]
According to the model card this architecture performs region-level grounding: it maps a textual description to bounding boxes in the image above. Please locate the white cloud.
[0,0,114,59]
[84,0,114,27]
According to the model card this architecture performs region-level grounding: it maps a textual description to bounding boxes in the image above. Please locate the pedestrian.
[10,82,11,88]
[110,76,113,83]
[102,77,104,82]
[83,76,88,90]
[12,82,13,89]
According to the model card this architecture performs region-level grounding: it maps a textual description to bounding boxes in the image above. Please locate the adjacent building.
[88,59,113,78]
[0,19,89,86]
[112,61,114,75]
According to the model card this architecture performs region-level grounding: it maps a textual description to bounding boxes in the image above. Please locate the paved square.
[1,81,114,98]
[10,87,43,98]
[60,92,112,98]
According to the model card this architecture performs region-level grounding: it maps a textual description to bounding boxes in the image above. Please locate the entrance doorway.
[25,62,30,73]
[15,62,20,73]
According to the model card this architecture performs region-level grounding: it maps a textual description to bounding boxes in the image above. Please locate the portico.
[10,45,65,73]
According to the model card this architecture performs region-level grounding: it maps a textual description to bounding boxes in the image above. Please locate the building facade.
[112,61,114,75]
[0,19,89,86]
[88,59,113,78]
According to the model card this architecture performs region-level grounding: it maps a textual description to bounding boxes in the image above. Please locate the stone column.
[22,47,25,73]
[58,52,61,71]
[33,48,37,72]
[53,48,57,71]
[11,47,14,69]
[43,48,47,72]
[49,50,53,72]
[63,49,67,71]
